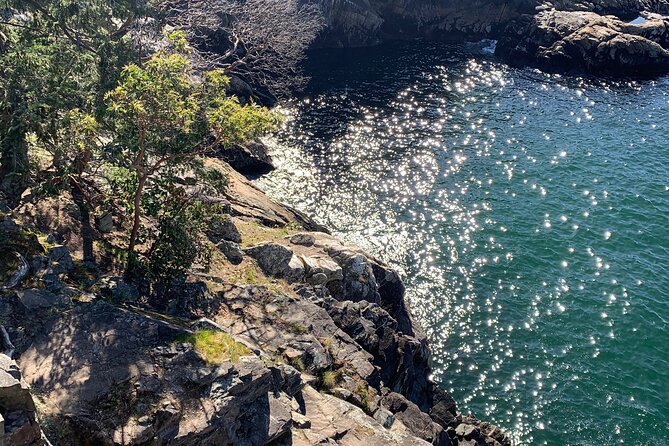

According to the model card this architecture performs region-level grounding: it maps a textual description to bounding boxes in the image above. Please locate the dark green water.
[255,42,669,445]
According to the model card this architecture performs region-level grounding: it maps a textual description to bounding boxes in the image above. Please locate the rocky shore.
[496,8,669,76]
[4,2,668,445]
[314,0,669,76]
[0,158,510,445]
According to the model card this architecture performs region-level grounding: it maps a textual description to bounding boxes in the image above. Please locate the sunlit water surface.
[255,42,669,445]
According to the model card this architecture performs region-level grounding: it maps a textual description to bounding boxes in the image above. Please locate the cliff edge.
[0,159,510,446]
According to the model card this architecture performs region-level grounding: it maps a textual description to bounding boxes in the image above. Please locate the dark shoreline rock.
[217,140,275,177]
[312,0,669,48]
[496,9,669,76]
[309,0,669,77]
[312,0,537,47]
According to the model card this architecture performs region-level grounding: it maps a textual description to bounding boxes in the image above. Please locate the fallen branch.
[0,325,15,358]
[3,252,29,289]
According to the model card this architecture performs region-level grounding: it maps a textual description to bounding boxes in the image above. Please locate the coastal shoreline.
[0,159,511,446]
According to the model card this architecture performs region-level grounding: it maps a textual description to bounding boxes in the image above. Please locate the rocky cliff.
[496,9,669,76]
[312,0,537,47]
[312,0,669,76]
[312,0,669,46]
[0,160,510,445]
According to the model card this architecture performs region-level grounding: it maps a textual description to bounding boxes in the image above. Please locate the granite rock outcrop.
[496,9,669,76]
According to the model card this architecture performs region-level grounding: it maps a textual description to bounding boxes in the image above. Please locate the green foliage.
[0,1,280,288]
[353,380,372,410]
[105,43,278,271]
[194,165,229,195]
[144,191,213,284]
[105,46,278,169]
[287,321,309,335]
[244,267,257,284]
[288,356,306,372]
[178,330,251,364]
[0,0,151,192]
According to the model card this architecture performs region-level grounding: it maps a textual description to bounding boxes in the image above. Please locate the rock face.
[5,160,511,446]
[214,159,329,232]
[19,301,290,445]
[17,301,438,446]
[496,9,669,76]
[276,385,433,446]
[313,0,537,47]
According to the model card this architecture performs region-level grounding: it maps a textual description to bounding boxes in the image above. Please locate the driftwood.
[0,325,15,358]
[3,251,29,289]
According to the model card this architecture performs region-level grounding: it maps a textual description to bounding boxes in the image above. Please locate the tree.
[105,33,277,272]
[0,0,150,196]
[0,0,155,267]
[57,110,102,264]
[159,0,324,97]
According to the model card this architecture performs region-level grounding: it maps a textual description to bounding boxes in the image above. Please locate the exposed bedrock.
[312,0,537,47]
[3,163,512,445]
[496,9,669,76]
[311,0,669,47]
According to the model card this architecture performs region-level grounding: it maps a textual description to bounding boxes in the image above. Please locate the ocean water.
[255,42,669,445]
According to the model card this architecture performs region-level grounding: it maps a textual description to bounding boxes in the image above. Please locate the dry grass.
[201,240,295,295]
[235,219,301,248]
[182,330,252,364]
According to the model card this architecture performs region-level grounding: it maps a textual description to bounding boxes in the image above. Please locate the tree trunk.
[70,178,95,265]
[127,174,146,254]
[0,113,29,200]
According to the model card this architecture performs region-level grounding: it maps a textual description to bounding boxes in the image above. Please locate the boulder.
[100,276,140,302]
[380,392,451,446]
[207,216,242,244]
[15,288,69,310]
[457,415,512,446]
[245,243,305,283]
[299,254,343,285]
[455,423,481,441]
[46,245,74,273]
[430,385,459,428]
[289,233,315,247]
[217,240,244,265]
[326,248,381,304]
[0,354,46,445]
[218,140,275,177]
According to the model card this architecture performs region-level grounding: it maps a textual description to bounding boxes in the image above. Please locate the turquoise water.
[255,42,669,445]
